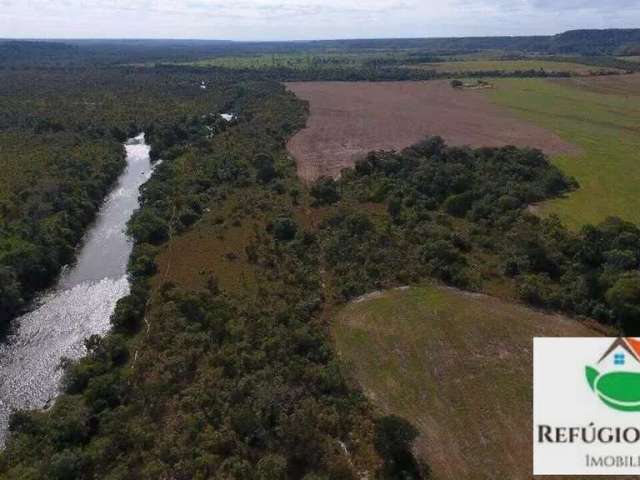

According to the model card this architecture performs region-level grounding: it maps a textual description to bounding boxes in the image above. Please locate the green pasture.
[490,77,640,228]
[421,59,619,74]
[334,285,598,479]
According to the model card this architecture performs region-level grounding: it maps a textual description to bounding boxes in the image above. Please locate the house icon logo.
[535,337,640,474]
[586,337,640,412]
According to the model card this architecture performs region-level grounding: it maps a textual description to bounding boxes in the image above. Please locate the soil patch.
[287,81,578,181]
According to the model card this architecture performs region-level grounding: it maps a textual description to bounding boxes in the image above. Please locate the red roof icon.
[598,337,640,364]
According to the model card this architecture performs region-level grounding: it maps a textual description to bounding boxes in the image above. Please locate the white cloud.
[529,0,640,11]
[1,0,639,39]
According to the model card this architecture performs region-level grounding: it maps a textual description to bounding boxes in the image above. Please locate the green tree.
[0,266,23,323]
[606,273,640,333]
[271,216,298,242]
[374,416,423,479]
[256,455,287,480]
[254,153,278,184]
[444,192,474,217]
[128,209,169,245]
[310,177,340,206]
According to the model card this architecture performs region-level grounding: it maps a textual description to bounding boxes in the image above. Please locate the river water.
[0,134,152,445]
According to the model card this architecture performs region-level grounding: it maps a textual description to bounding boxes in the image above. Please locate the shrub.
[517,273,556,307]
[420,240,468,285]
[606,273,640,333]
[374,416,423,479]
[254,153,278,184]
[111,294,144,333]
[256,455,287,480]
[0,266,23,325]
[271,216,298,242]
[444,192,475,217]
[310,177,340,206]
[47,449,87,480]
[128,209,169,245]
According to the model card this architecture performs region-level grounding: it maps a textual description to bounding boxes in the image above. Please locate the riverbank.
[0,134,127,329]
[0,135,152,444]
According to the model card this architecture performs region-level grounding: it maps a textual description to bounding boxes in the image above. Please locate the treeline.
[155,63,583,83]
[549,29,640,56]
[547,55,640,73]
[300,28,640,55]
[4,28,639,69]
[155,63,440,81]
[315,137,640,333]
[0,41,80,67]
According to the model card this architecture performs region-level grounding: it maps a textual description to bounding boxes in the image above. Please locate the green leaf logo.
[586,338,640,412]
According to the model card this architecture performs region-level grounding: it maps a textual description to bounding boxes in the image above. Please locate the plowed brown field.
[287,81,578,181]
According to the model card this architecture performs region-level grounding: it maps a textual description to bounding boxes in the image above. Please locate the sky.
[1,0,640,41]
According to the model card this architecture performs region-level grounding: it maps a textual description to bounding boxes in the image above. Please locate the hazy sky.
[2,0,640,40]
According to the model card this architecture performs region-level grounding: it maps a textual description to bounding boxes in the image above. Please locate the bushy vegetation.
[0,67,240,327]
[324,137,640,333]
[0,131,125,324]
[2,37,640,479]
[1,77,428,479]
[374,416,426,478]
[507,217,640,332]
[315,137,576,300]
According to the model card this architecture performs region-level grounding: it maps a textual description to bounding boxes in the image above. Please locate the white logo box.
[534,338,640,476]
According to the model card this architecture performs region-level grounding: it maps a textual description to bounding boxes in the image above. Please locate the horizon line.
[2,27,637,44]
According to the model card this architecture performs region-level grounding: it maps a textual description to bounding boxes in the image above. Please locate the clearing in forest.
[334,285,606,480]
[286,81,577,182]
[489,75,640,228]
[410,59,621,75]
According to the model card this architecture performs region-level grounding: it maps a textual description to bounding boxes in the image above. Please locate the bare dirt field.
[286,81,578,181]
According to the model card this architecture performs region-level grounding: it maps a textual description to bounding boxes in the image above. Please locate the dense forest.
[2,34,640,478]
[0,67,243,327]
[2,28,640,68]
[327,141,640,333]
[0,72,427,479]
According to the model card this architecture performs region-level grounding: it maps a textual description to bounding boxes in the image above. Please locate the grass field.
[334,285,604,480]
[413,59,620,75]
[489,76,640,228]
[618,56,640,62]
[152,187,275,296]
[184,52,387,69]
[182,54,621,78]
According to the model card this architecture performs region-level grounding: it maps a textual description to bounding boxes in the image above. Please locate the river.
[0,134,152,445]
